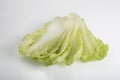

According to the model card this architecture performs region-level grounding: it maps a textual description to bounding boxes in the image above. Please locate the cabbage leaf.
[19,13,109,66]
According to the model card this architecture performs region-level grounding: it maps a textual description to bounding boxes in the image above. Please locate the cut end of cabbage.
[19,13,109,66]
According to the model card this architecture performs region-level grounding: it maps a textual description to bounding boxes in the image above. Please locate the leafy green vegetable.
[19,13,109,66]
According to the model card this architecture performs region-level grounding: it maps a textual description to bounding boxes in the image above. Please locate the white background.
[0,0,120,80]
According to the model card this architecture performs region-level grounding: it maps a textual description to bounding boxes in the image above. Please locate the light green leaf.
[19,13,109,66]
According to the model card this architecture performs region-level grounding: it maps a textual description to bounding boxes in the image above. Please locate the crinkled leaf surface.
[19,13,109,66]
